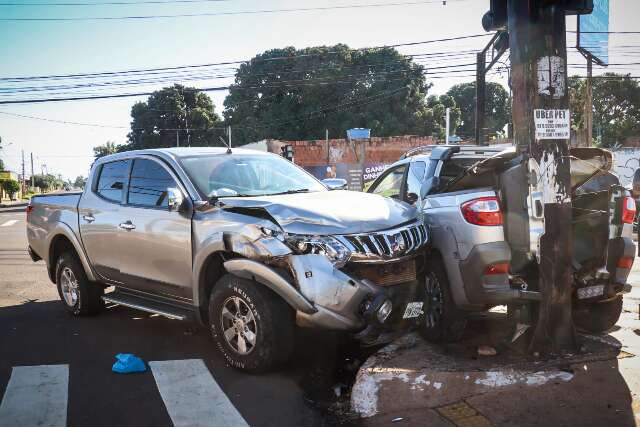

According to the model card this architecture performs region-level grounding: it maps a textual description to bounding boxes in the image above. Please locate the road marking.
[150,359,248,427]
[0,220,19,227]
[0,364,69,427]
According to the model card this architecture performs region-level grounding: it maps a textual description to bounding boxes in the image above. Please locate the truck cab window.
[127,159,177,208]
[405,161,426,203]
[96,160,130,203]
[370,165,407,199]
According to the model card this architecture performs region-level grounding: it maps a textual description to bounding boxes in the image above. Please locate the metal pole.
[585,56,593,146]
[445,107,451,144]
[21,150,26,194]
[475,52,487,145]
[508,0,576,353]
[30,152,34,188]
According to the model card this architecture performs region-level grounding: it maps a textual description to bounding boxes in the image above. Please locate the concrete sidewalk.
[0,200,28,212]
[351,312,640,426]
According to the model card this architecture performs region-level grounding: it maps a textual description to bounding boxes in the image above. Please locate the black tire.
[420,257,467,342]
[208,274,294,373]
[55,252,104,316]
[573,296,623,334]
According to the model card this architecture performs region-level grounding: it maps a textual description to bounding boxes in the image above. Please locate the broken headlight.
[285,234,351,266]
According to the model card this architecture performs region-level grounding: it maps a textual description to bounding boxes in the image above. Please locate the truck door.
[78,159,131,282]
[117,157,193,300]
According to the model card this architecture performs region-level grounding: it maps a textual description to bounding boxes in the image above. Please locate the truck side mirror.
[167,187,184,212]
[322,178,348,190]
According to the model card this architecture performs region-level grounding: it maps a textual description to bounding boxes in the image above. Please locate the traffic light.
[482,0,507,32]
[482,0,593,31]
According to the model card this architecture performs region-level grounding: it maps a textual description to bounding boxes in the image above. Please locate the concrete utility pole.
[30,152,34,188]
[585,55,593,145]
[475,52,486,145]
[21,150,26,194]
[445,107,451,144]
[507,0,589,353]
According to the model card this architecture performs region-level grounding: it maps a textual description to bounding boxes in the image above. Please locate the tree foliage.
[2,179,20,199]
[125,84,222,150]
[93,141,119,159]
[32,174,63,192]
[73,176,87,189]
[0,136,5,171]
[223,45,434,144]
[425,94,461,140]
[569,73,640,147]
[446,82,511,139]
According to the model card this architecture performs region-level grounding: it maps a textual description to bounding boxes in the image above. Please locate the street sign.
[534,109,571,140]
[0,171,14,181]
[578,0,609,65]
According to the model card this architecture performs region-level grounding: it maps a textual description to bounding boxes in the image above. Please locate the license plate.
[577,285,605,299]
[403,302,424,319]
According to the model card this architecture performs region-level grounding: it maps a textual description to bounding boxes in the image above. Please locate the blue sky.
[0,0,638,179]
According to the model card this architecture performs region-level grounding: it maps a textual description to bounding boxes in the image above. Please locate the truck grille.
[337,222,428,261]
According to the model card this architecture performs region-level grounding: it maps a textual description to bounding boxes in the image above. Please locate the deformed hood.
[219,190,418,235]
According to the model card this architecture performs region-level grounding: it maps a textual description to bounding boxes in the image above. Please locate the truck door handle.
[118,221,136,231]
[83,214,95,223]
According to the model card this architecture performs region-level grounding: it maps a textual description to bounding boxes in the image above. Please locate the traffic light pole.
[508,0,577,353]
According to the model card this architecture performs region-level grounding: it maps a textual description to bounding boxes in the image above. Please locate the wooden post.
[508,0,577,353]
[475,52,486,145]
[585,56,593,145]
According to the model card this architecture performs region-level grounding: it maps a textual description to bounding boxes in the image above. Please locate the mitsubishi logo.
[388,233,406,254]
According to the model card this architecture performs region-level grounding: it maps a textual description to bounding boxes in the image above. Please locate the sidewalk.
[0,199,28,212]
[351,312,640,426]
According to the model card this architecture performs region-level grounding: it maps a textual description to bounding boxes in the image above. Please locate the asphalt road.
[0,210,359,427]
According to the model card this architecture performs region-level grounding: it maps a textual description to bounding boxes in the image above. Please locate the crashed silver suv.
[26,148,428,372]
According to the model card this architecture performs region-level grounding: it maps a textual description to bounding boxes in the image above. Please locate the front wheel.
[573,295,623,334]
[208,274,294,373]
[420,258,467,342]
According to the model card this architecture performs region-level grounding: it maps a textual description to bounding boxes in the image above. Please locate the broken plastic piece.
[112,353,147,374]
[477,345,497,356]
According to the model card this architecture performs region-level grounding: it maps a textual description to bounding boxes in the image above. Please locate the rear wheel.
[420,257,466,342]
[573,295,623,334]
[55,252,104,316]
[208,274,294,373]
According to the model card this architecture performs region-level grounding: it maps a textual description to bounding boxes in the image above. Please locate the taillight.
[617,256,634,269]
[460,196,503,226]
[484,262,510,275]
[621,196,636,224]
[26,204,33,216]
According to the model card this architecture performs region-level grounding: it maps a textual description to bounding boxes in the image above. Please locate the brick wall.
[266,135,439,167]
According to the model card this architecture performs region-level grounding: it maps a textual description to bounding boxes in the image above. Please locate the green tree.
[223,45,432,145]
[424,94,461,141]
[73,176,87,189]
[0,136,5,170]
[125,84,222,150]
[2,179,20,200]
[569,73,640,147]
[93,141,119,159]
[32,174,62,192]
[446,82,511,139]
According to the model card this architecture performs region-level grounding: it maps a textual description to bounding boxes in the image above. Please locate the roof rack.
[400,144,511,160]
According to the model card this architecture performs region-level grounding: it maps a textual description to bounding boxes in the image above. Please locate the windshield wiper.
[265,188,310,196]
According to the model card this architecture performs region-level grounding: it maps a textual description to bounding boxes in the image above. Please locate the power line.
[0,0,229,5]
[0,0,467,21]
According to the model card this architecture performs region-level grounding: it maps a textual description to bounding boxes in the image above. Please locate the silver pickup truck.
[368,145,635,341]
[26,147,429,372]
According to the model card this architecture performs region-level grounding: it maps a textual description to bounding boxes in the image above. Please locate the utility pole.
[21,150,26,194]
[504,0,592,354]
[445,107,451,144]
[584,55,593,145]
[475,51,486,145]
[30,152,34,188]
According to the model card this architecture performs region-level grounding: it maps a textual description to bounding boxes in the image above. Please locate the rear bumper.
[459,241,513,305]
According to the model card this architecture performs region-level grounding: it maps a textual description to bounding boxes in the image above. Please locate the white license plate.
[403,302,424,319]
[577,285,605,299]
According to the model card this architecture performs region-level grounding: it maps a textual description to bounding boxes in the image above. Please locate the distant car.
[368,145,635,340]
[27,148,429,372]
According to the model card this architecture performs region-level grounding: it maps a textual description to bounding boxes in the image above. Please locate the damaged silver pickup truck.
[26,148,428,372]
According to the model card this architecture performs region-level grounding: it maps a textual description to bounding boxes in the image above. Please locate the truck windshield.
[179,153,327,198]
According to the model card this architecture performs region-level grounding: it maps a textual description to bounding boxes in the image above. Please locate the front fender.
[223,259,317,314]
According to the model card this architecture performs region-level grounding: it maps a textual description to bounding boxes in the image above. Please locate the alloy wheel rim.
[60,267,79,307]
[220,296,258,355]
[424,272,444,328]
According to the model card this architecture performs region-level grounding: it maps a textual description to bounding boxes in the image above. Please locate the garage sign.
[534,109,571,140]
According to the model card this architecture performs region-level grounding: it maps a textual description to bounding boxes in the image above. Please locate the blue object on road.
[112,353,147,374]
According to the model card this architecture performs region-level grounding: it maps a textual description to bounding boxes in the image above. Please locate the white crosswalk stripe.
[150,359,249,427]
[0,220,19,227]
[0,364,69,427]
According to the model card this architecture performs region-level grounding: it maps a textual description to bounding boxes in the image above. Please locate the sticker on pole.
[534,109,571,140]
